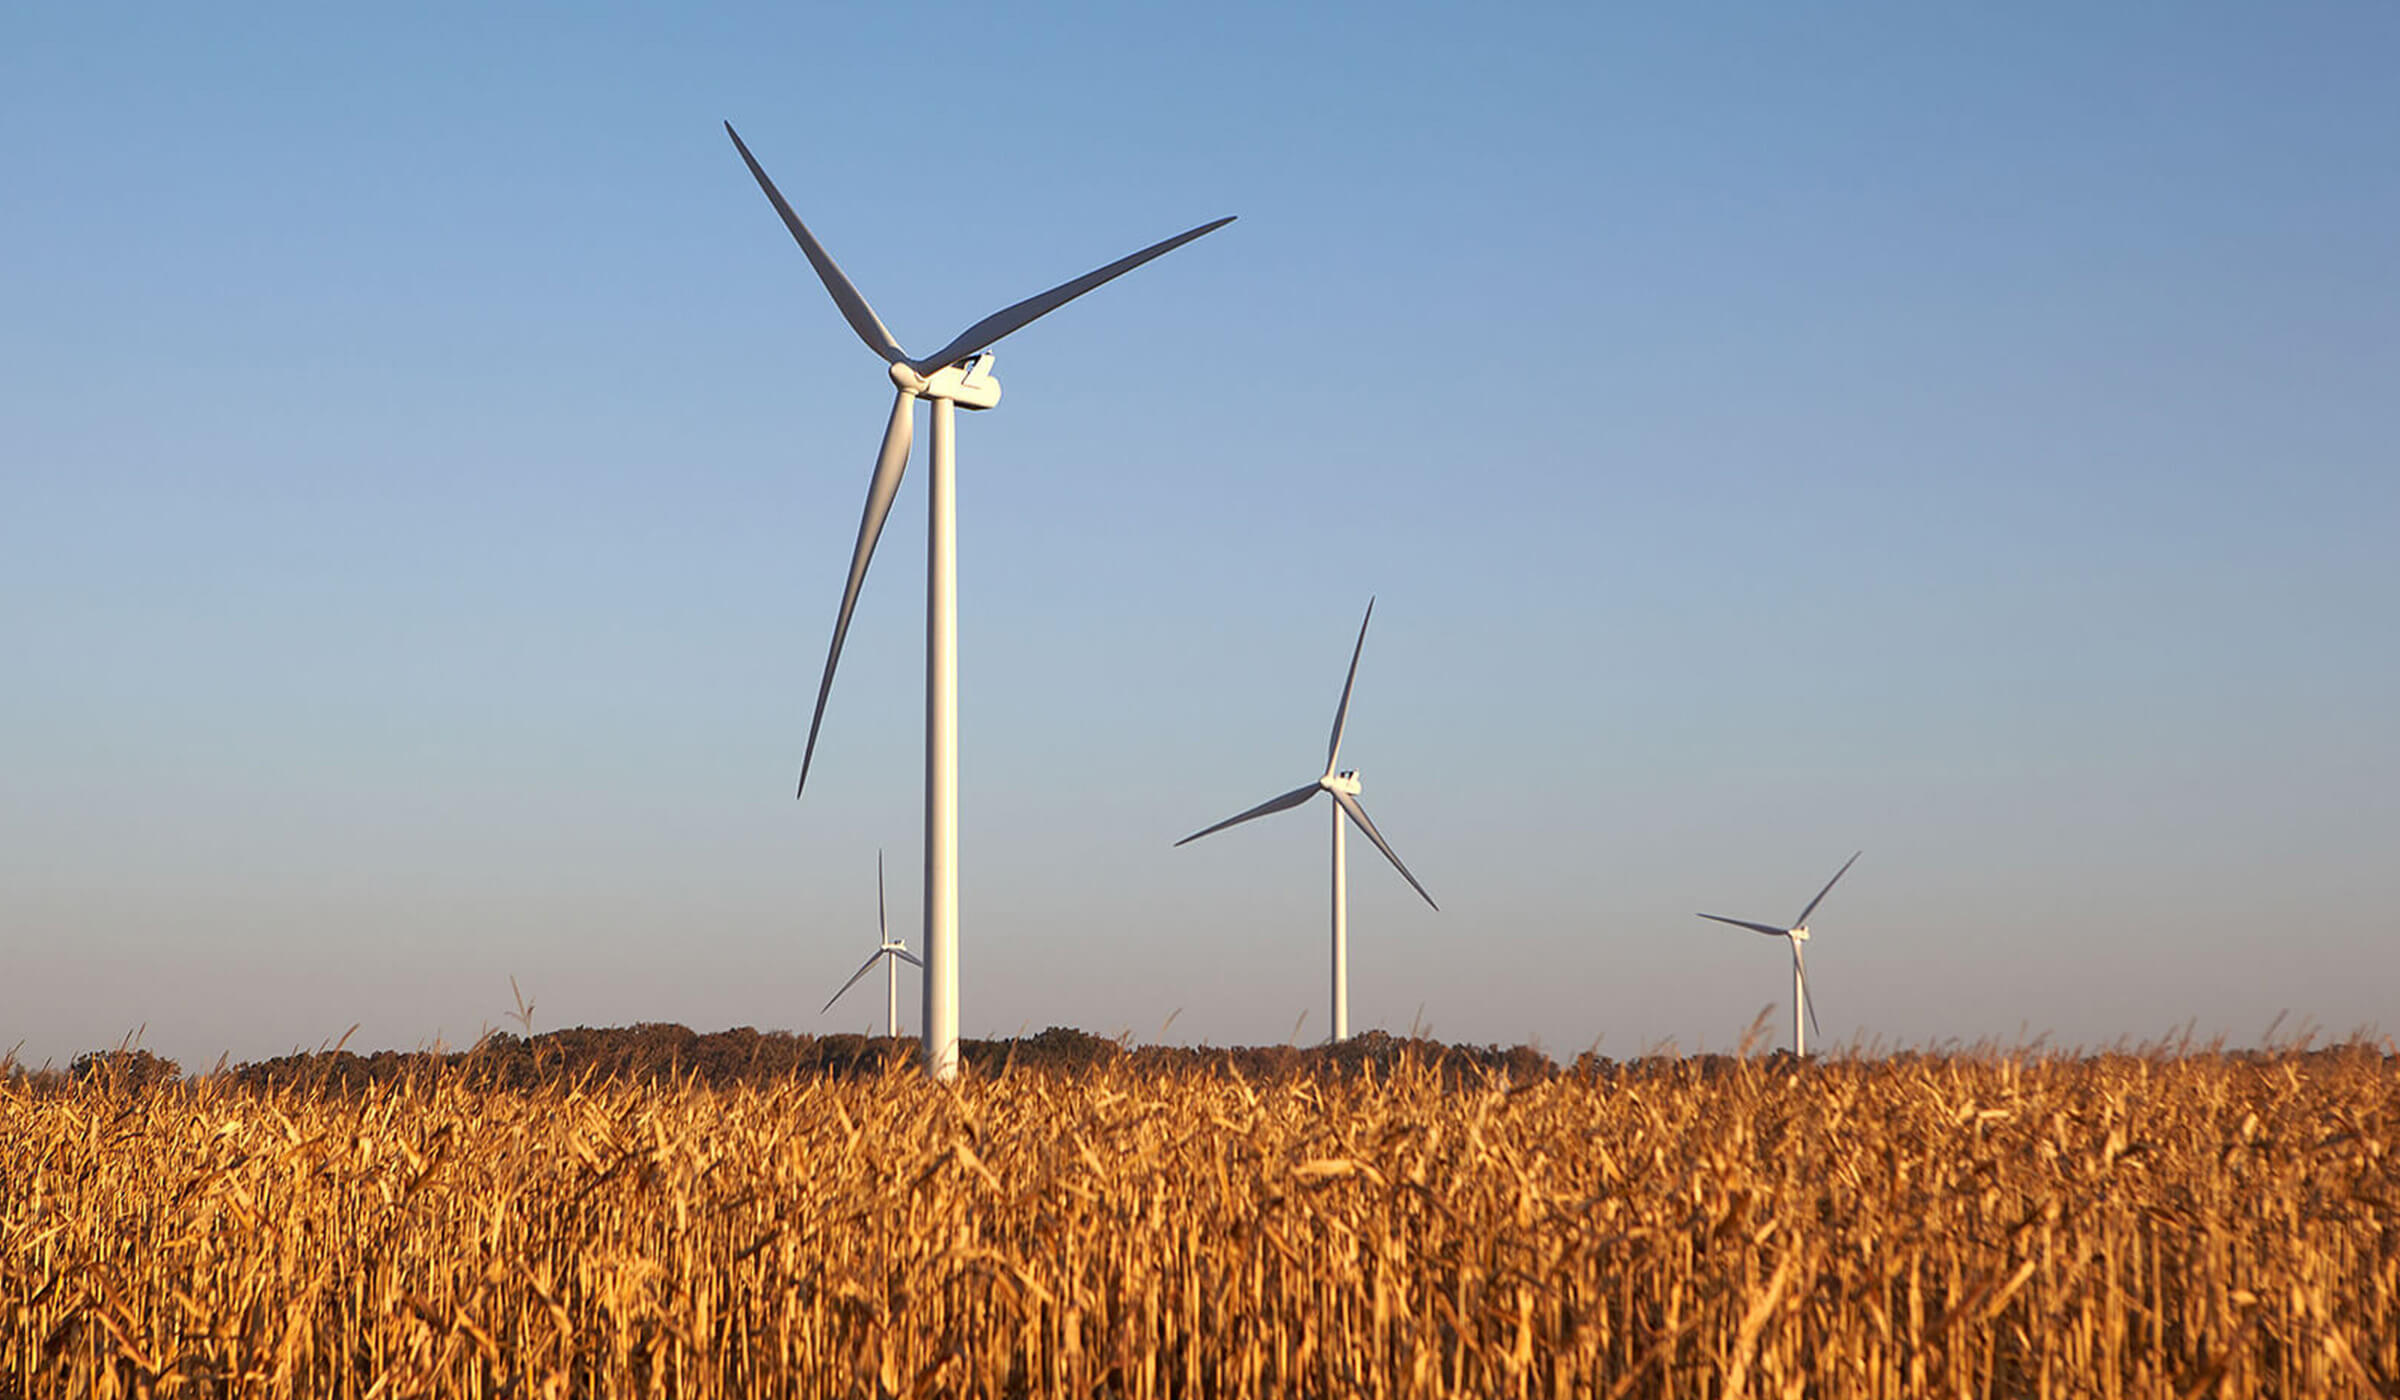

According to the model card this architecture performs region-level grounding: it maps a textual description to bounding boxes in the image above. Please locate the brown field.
[4,1043,2395,1398]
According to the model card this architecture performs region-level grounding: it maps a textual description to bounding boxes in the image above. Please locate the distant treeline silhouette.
[22,1026,2387,1094]
[203,1024,1558,1092]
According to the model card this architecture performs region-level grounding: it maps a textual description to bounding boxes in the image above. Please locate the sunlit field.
[5,1043,2395,1398]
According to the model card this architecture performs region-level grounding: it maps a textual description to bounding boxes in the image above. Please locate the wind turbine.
[1696,851,1860,1057]
[726,123,1231,1080]
[823,851,921,1039]
[1175,600,1437,1042]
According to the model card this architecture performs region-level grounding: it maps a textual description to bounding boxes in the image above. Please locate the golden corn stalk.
[4,1048,2395,1397]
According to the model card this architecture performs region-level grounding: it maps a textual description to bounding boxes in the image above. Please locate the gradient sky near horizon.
[5,3,2396,1071]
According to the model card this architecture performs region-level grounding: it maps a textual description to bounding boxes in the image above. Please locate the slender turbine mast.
[1696,851,1860,1056]
[1175,600,1438,1042]
[823,851,922,1038]
[727,124,1232,1080]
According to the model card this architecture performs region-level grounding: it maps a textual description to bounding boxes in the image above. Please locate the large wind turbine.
[1175,600,1437,1042]
[823,851,921,1039]
[1696,851,1860,1056]
[726,123,1231,1080]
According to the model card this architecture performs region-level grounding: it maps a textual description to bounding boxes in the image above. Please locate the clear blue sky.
[5,2,2395,1069]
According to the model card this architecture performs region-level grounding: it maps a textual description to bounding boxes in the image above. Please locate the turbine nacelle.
[1320,770,1362,796]
[904,353,1002,409]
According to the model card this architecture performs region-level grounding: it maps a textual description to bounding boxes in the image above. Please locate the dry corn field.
[4,1049,2396,1398]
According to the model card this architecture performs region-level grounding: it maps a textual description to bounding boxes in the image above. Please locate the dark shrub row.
[212,1024,1558,1091]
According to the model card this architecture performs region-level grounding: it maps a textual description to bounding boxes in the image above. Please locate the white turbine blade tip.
[1325,599,1375,773]
[1334,790,1436,911]
[1793,850,1862,929]
[1697,913,1790,938]
[723,123,908,365]
[797,388,916,798]
[822,949,885,1013]
[910,215,1237,373]
[1174,782,1319,846]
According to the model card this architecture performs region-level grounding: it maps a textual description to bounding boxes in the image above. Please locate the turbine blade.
[892,947,924,969]
[822,949,887,1014]
[1794,939,1821,1042]
[725,123,907,364]
[876,849,887,941]
[1793,850,1862,929]
[1696,913,1791,938]
[1332,789,1438,911]
[1326,598,1375,774]
[909,216,1236,373]
[797,387,915,797]
[1174,782,1319,847]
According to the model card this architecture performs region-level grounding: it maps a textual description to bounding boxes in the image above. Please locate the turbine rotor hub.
[1321,771,1362,796]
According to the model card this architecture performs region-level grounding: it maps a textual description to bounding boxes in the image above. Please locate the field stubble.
[3,1045,2396,1398]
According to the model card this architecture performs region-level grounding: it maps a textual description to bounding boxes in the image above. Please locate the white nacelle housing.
[918,354,1003,410]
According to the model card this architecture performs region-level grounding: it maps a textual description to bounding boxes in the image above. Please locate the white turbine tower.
[1697,851,1861,1057]
[823,852,921,1039]
[1175,600,1437,1043]
[727,123,1231,1080]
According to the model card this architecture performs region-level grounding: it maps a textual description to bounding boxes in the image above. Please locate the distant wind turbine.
[726,122,1232,1079]
[1175,600,1437,1042]
[1697,851,1861,1056]
[823,852,922,1039]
